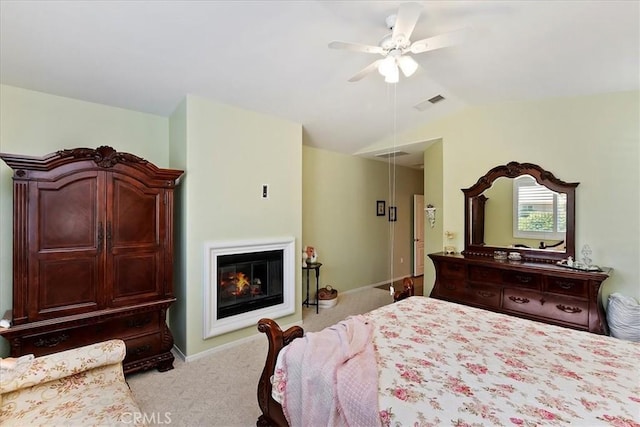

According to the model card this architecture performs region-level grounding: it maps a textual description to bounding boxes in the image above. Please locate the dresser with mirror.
[429,161,610,334]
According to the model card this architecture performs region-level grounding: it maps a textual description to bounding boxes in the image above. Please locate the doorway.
[413,194,424,276]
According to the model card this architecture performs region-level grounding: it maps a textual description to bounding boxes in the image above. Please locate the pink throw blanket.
[281,315,380,427]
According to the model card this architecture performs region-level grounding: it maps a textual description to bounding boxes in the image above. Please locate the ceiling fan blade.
[392,2,423,44]
[409,28,469,54]
[329,41,385,55]
[348,59,383,82]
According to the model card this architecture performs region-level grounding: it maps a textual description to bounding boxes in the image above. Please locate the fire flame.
[235,272,250,293]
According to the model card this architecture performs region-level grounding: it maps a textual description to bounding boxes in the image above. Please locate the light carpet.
[126,286,393,426]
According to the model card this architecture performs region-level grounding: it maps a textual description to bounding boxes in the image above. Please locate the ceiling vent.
[413,94,446,111]
[375,151,409,159]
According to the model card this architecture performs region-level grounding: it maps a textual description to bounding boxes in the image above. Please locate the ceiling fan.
[329,2,467,83]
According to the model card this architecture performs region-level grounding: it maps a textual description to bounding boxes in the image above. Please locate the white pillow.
[607,292,640,342]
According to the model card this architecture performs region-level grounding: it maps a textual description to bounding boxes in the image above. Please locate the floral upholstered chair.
[0,339,146,426]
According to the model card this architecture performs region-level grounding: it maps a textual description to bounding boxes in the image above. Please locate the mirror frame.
[462,161,578,263]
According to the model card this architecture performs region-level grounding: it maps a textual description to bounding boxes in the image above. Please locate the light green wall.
[180,95,302,356]
[0,85,169,163]
[416,91,640,301]
[0,84,169,356]
[423,140,443,295]
[302,146,423,292]
[168,99,188,352]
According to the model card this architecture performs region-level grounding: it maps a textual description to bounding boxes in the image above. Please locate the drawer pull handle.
[556,281,574,289]
[130,344,152,356]
[509,296,530,304]
[477,291,495,298]
[556,304,582,314]
[515,275,533,283]
[126,317,152,328]
[34,333,70,348]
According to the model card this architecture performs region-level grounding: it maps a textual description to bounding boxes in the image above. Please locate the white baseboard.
[171,344,187,361]
[174,319,303,363]
[340,275,408,295]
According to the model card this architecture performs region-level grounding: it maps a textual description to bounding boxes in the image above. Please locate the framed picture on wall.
[388,206,397,222]
[376,200,386,216]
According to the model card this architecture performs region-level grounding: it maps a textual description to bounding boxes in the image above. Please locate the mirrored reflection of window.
[513,175,566,239]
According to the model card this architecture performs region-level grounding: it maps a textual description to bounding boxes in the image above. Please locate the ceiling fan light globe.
[378,56,397,77]
[384,64,400,83]
[384,74,399,84]
[398,55,419,77]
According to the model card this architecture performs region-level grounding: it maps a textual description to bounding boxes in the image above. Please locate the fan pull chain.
[388,83,398,297]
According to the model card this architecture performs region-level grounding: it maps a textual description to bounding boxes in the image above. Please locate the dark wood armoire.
[0,146,183,374]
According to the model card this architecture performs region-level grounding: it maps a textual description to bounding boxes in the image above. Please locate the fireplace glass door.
[217,249,284,319]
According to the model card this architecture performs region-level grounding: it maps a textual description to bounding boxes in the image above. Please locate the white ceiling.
[1,1,638,169]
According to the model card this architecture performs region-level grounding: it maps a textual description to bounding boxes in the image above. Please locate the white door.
[413,194,425,276]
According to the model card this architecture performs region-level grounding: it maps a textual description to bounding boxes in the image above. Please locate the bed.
[257,297,640,427]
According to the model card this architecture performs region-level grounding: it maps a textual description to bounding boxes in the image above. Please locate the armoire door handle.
[97,222,104,253]
[106,222,112,250]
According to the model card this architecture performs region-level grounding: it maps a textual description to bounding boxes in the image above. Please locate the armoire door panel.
[34,257,100,319]
[107,174,164,305]
[36,173,103,251]
[28,171,106,321]
[110,176,161,247]
[110,252,162,305]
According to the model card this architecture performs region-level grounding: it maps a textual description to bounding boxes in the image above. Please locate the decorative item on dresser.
[0,146,183,374]
[429,161,611,335]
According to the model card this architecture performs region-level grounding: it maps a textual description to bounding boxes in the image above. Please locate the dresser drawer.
[123,333,163,364]
[544,276,589,298]
[15,312,163,358]
[502,288,546,318]
[503,288,588,327]
[20,328,89,357]
[542,294,589,327]
[439,261,466,279]
[435,280,466,300]
[98,312,161,338]
[502,270,541,289]
[469,266,501,283]
[463,283,501,309]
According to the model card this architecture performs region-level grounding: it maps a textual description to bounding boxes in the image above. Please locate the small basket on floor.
[316,285,338,308]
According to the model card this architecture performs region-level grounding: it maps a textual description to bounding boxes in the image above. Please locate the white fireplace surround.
[203,237,295,338]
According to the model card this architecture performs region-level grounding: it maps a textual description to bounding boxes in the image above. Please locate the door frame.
[413,194,425,277]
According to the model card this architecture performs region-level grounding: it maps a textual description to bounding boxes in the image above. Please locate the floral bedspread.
[273,297,640,426]
[368,297,640,427]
